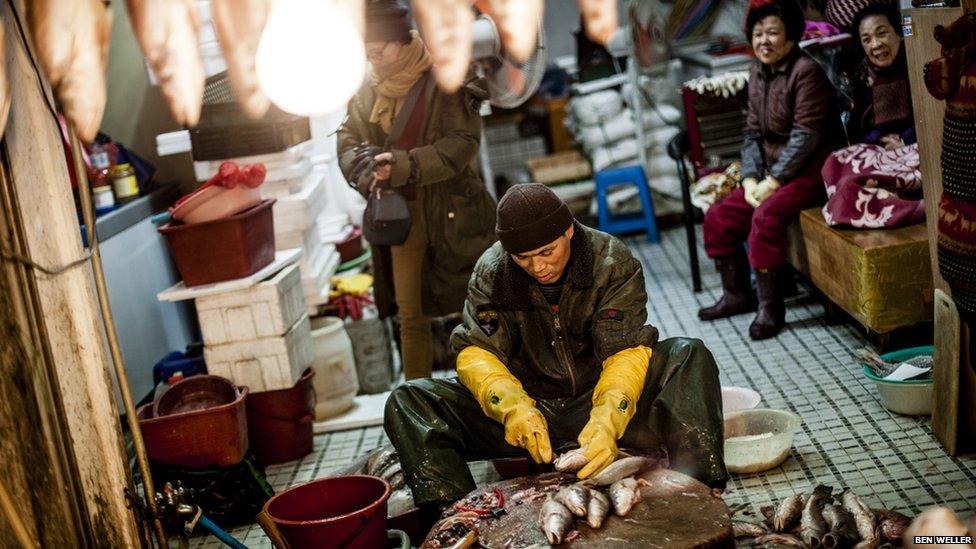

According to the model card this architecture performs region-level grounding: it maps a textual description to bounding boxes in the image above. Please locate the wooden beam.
[1,1,143,545]
[904,6,976,455]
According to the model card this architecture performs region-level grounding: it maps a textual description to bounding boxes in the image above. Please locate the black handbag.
[362,187,412,246]
[361,71,432,246]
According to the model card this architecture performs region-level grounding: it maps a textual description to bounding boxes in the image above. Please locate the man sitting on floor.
[384,183,728,518]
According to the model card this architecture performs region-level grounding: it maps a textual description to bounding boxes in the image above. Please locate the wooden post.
[1,1,144,545]
[904,6,976,455]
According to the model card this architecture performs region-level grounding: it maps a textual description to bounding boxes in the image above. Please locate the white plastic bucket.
[309,317,358,420]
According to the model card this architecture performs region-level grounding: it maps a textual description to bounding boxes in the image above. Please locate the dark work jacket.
[337,74,497,317]
[741,48,845,182]
[450,224,660,400]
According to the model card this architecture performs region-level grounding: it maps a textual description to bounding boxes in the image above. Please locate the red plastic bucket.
[262,475,391,549]
[245,368,315,465]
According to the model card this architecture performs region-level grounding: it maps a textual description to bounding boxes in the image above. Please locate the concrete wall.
[101,1,195,190]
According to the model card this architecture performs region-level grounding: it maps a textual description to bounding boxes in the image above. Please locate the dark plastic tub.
[246,368,316,465]
[159,198,276,287]
[336,226,363,263]
[138,377,249,468]
[262,475,391,549]
[155,375,238,417]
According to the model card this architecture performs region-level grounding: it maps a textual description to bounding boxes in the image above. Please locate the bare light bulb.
[256,0,366,116]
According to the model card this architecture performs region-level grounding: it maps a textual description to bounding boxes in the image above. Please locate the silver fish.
[773,493,806,532]
[842,490,877,546]
[822,504,858,549]
[554,449,588,473]
[586,456,655,487]
[609,477,642,517]
[586,489,610,529]
[732,521,767,538]
[754,533,807,547]
[800,485,832,547]
[554,484,589,518]
[539,495,574,545]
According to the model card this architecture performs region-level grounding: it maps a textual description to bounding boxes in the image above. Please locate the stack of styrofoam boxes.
[199,264,314,392]
[192,143,341,315]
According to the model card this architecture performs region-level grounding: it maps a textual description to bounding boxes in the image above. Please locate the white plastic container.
[204,314,314,392]
[195,264,306,345]
[345,316,394,394]
[309,316,358,420]
[724,408,801,474]
[274,170,327,234]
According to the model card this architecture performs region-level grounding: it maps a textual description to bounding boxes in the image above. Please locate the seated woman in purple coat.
[848,3,916,149]
[698,0,844,340]
[820,2,925,230]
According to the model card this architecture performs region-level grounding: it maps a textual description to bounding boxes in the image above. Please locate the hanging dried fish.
[124,0,204,126]
[27,0,112,142]
[479,0,543,64]
[0,24,10,140]
[211,0,271,118]
[413,0,473,93]
[577,0,617,45]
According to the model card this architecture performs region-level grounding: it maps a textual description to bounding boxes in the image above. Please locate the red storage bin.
[336,226,363,263]
[245,368,316,465]
[159,199,276,286]
[138,376,250,468]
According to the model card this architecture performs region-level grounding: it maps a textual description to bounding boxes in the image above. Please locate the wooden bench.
[787,208,933,345]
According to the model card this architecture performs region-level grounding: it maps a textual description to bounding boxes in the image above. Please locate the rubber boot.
[749,268,786,340]
[698,251,756,321]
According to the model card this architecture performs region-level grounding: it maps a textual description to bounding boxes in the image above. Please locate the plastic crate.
[190,117,311,161]
[159,199,277,287]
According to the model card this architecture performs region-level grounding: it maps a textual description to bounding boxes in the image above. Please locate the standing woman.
[698,0,844,339]
[338,0,497,379]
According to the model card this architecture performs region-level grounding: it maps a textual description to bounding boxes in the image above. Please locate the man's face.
[752,15,794,66]
[510,225,575,284]
[859,14,901,68]
[365,41,404,74]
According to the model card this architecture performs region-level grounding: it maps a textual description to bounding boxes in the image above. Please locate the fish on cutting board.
[124,0,204,127]
[211,0,271,118]
[27,0,112,142]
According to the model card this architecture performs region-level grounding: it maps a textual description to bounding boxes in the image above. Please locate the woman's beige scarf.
[370,30,433,134]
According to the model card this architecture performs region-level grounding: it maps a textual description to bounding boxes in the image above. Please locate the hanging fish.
[124,0,204,127]
[211,0,271,118]
[477,0,543,64]
[413,0,473,93]
[577,0,617,45]
[0,24,10,140]
[27,0,112,142]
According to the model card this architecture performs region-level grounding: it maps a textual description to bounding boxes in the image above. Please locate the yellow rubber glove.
[741,177,759,207]
[577,346,652,479]
[745,176,780,208]
[330,274,373,297]
[457,346,553,464]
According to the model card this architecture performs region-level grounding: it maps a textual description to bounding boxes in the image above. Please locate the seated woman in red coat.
[699,0,844,340]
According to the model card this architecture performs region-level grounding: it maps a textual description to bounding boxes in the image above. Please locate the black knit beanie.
[365,0,412,43]
[496,184,575,254]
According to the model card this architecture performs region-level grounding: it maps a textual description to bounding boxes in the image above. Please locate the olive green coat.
[337,75,497,316]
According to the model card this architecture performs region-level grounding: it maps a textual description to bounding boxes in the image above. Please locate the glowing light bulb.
[256,0,366,116]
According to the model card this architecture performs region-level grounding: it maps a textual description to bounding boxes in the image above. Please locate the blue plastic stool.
[594,165,660,243]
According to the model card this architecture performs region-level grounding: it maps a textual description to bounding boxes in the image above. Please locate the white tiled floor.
[185,225,976,547]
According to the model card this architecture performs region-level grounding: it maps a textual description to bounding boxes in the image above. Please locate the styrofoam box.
[262,168,316,200]
[195,156,312,183]
[194,142,313,176]
[274,169,326,234]
[204,314,314,392]
[301,246,337,298]
[276,219,320,254]
[196,263,306,345]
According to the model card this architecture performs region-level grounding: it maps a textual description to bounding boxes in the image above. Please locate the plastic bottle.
[153,371,185,402]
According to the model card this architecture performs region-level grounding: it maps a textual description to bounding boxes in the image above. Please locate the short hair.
[851,2,902,39]
[746,0,807,43]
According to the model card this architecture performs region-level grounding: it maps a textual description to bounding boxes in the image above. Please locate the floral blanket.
[821,143,925,229]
